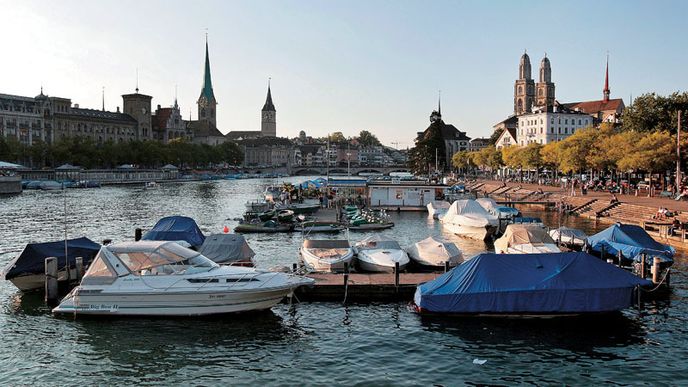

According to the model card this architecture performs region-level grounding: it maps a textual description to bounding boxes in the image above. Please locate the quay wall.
[0,176,21,194]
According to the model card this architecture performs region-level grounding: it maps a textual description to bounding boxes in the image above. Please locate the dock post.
[75,257,84,281]
[44,257,58,306]
[135,228,142,241]
[343,262,349,303]
[652,257,660,284]
[601,245,606,261]
[444,261,450,273]
[617,250,623,267]
[394,262,400,293]
[292,263,297,273]
[640,254,646,279]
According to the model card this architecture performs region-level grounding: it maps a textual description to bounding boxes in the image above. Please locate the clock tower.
[197,36,218,127]
[261,80,276,137]
[122,90,152,140]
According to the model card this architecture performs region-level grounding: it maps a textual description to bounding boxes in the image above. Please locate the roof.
[470,138,490,144]
[414,252,651,314]
[299,144,324,155]
[418,121,471,142]
[188,120,225,138]
[493,115,519,129]
[495,127,518,145]
[199,40,216,103]
[0,161,26,169]
[56,108,138,124]
[225,130,262,140]
[562,98,624,115]
[262,86,275,111]
[238,137,293,147]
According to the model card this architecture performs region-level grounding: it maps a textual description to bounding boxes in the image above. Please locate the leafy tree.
[451,150,472,171]
[488,128,504,145]
[617,131,674,191]
[622,92,688,134]
[356,130,381,146]
[327,131,347,143]
[408,119,447,174]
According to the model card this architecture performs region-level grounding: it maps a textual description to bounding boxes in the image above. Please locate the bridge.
[237,164,411,176]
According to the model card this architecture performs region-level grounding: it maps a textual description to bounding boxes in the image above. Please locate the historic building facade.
[516,103,593,146]
[514,52,555,115]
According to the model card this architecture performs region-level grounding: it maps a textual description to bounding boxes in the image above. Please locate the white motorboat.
[405,236,463,268]
[299,239,354,272]
[354,236,409,273]
[476,198,520,220]
[549,227,588,247]
[427,201,450,219]
[494,224,561,254]
[441,199,499,240]
[52,241,313,316]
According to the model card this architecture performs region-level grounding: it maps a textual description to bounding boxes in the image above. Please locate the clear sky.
[1,0,686,147]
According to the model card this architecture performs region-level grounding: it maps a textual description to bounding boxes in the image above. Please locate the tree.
[622,92,688,134]
[451,150,472,172]
[408,119,447,174]
[520,143,543,172]
[617,131,674,192]
[327,131,347,143]
[488,128,504,145]
[356,130,381,146]
[540,141,561,172]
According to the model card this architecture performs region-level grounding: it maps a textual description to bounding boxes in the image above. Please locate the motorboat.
[427,200,451,219]
[2,237,101,291]
[294,221,345,233]
[277,209,295,223]
[264,185,283,201]
[198,233,255,267]
[405,236,463,269]
[413,252,651,315]
[52,241,314,316]
[39,181,63,190]
[494,224,561,254]
[511,216,545,228]
[354,236,409,273]
[476,198,520,219]
[587,223,674,266]
[142,216,206,249]
[299,239,355,272]
[245,200,271,213]
[234,220,293,233]
[441,199,499,240]
[549,227,588,247]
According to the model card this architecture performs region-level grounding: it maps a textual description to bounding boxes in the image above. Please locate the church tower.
[535,55,555,107]
[514,51,535,115]
[197,36,217,127]
[261,80,276,137]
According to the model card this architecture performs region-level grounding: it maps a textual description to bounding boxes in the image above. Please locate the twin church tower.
[513,52,555,115]
[196,37,276,137]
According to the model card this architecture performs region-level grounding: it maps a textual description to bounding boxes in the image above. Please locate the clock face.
[141,107,147,115]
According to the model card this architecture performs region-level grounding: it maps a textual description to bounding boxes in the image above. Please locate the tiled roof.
[562,98,624,115]
[187,120,224,137]
[56,108,137,123]
[152,108,173,130]
[239,137,293,147]
[225,130,262,140]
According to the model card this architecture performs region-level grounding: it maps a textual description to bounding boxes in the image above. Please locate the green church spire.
[199,34,216,103]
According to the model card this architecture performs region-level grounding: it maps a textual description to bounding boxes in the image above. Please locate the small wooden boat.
[234,220,293,233]
[294,222,345,233]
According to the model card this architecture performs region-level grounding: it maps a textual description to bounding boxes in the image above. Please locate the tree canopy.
[356,130,382,146]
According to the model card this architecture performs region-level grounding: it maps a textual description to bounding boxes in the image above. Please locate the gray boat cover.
[198,234,255,264]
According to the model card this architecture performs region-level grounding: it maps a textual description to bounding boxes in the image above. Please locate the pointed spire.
[135,68,139,93]
[262,77,275,111]
[437,90,441,116]
[102,86,105,111]
[199,33,216,103]
[174,84,178,108]
[603,53,610,102]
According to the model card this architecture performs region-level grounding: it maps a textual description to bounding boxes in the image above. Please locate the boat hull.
[8,268,81,292]
[356,250,409,273]
[53,286,301,317]
[300,248,354,273]
[443,223,496,241]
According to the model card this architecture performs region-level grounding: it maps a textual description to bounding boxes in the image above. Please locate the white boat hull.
[356,249,409,273]
[443,222,496,241]
[300,248,354,273]
[9,267,81,292]
[496,243,562,254]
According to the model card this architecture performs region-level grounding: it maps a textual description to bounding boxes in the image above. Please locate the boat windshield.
[113,243,218,275]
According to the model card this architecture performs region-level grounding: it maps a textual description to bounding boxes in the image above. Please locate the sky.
[1,0,687,147]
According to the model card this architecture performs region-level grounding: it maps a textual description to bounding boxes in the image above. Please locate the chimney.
[117,106,120,113]
[74,103,79,108]
[157,104,161,110]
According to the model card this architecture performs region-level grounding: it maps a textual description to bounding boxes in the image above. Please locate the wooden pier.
[295,272,443,302]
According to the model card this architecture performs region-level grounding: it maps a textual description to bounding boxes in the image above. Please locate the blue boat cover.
[2,237,101,280]
[587,223,674,264]
[142,216,206,247]
[414,252,651,314]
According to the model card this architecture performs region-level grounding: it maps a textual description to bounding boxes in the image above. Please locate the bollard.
[652,257,660,284]
[617,250,623,267]
[444,261,450,273]
[640,254,646,279]
[343,262,349,285]
[666,270,671,288]
[601,245,606,260]
[75,257,84,281]
[135,228,142,241]
[394,262,400,293]
[292,263,297,273]
[44,257,58,306]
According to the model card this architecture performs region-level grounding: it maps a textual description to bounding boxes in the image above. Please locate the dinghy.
[441,199,499,240]
[354,236,409,273]
[300,239,354,272]
[405,236,463,269]
[494,224,561,254]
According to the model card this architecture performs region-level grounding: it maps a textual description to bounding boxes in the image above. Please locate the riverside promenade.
[468,179,688,247]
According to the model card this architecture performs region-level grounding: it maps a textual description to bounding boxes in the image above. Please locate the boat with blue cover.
[587,223,674,266]
[413,251,650,316]
[142,216,206,249]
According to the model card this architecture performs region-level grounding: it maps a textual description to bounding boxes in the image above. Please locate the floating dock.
[295,272,443,302]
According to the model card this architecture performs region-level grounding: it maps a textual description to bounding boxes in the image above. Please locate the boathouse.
[367,180,448,209]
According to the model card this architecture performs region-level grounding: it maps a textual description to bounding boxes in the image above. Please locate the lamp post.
[346,145,351,176]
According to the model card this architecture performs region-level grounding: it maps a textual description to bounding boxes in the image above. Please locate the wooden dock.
[295,272,443,302]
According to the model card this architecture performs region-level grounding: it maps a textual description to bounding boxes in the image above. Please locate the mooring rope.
[640,268,671,293]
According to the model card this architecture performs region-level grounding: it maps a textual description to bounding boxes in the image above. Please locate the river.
[0,177,686,385]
